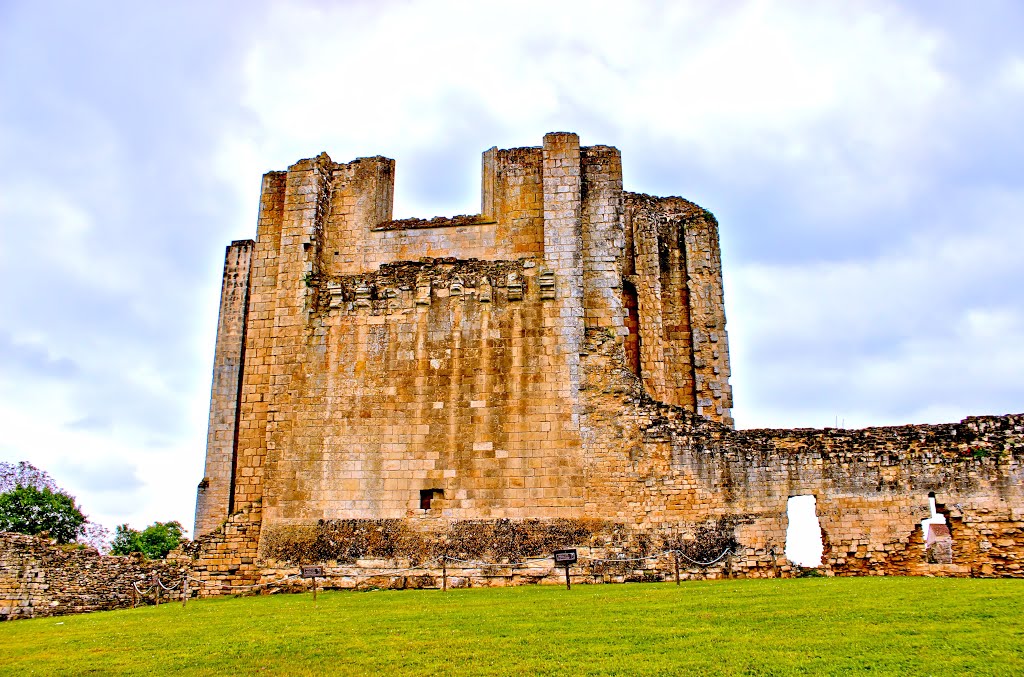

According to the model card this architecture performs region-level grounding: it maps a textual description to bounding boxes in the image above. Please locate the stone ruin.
[0,533,186,621]
[184,132,1022,593]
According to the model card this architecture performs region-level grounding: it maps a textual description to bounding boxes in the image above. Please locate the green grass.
[1,578,1022,676]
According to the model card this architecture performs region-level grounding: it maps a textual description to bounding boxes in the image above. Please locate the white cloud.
[228,1,968,229]
[729,191,1024,428]
[1,0,1022,532]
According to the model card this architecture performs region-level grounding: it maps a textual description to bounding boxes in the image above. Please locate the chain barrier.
[579,548,733,567]
[443,556,551,568]
[320,557,444,576]
[126,547,734,603]
[131,581,154,595]
[676,548,732,567]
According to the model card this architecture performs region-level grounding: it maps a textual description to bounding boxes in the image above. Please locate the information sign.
[553,549,578,565]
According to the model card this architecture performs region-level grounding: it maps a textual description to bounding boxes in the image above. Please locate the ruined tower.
[195,132,732,537]
[189,133,1022,588]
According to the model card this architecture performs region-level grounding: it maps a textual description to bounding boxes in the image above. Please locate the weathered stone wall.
[198,132,732,534]
[0,533,187,621]
[186,131,1020,593]
[322,147,545,277]
[259,256,587,527]
[623,194,732,424]
[195,240,253,535]
[577,329,1024,577]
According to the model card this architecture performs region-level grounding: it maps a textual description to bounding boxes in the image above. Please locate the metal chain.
[167,548,734,590]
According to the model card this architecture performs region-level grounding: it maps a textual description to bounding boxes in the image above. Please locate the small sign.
[553,549,578,565]
[300,566,325,578]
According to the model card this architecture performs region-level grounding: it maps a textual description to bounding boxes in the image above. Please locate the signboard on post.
[301,566,324,602]
[553,549,577,589]
[553,549,577,565]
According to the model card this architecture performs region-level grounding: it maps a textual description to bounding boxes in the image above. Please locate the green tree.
[111,521,186,558]
[0,484,87,543]
[0,461,110,551]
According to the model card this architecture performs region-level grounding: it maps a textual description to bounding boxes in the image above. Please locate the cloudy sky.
[2,0,1022,535]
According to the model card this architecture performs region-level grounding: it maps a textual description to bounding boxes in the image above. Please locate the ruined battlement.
[189,132,1022,590]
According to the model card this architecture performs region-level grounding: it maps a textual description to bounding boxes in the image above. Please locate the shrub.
[110,521,186,558]
[0,484,86,543]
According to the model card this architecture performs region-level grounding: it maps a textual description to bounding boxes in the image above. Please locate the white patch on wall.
[785,494,824,567]
[920,493,947,536]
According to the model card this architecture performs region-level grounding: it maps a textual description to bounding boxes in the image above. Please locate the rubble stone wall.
[578,329,1023,577]
[0,533,187,621]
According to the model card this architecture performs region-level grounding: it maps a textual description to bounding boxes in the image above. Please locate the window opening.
[785,495,824,567]
[922,492,952,563]
[419,488,443,511]
[622,281,641,378]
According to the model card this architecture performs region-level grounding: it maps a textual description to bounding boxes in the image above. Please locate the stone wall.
[195,132,734,537]
[623,193,732,423]
[577,328,1024,577]
[195,239,253,535]
[259,255,587,525]
[0,533,187,621]
[185,131,1021,593]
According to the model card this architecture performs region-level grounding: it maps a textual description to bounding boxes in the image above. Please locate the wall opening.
[419,488,443,511]
[785,495,824,567]
[922,492,953,563]
[622,280,641,378]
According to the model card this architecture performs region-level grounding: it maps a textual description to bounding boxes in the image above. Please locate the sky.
[1,0,1022,537]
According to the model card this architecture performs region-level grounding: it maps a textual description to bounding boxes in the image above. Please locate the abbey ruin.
[187,132,1023,591]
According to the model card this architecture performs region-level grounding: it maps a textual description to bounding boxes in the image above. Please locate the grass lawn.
[1,577,1021,676]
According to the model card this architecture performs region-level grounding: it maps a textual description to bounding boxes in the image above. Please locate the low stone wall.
[180,513,744,595]
[0,532,187,621]
[255,553,735,594]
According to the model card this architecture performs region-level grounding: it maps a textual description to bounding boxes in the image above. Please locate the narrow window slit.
[622,280,641,378]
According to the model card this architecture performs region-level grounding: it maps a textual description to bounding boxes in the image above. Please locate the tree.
[0,461,109,551]
[0,461,57,493]
[79,522,113,554]
[111,521,186,559]
[0,484,86,543]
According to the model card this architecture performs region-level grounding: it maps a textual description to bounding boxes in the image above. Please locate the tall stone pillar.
[581,146,626,334]
[194,240,252,537]
[682,213,734,426]
[246,154,335,517]
[230,170,286,513]
[541,132,585,412]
